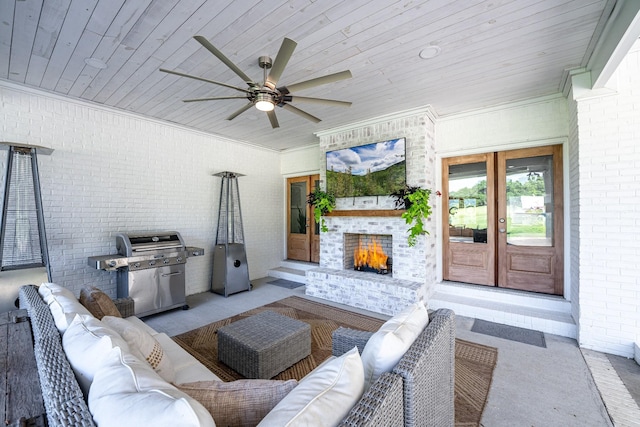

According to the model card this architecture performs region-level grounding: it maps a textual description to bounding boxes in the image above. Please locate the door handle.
[162,271,183,277]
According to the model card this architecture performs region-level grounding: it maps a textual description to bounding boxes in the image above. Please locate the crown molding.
[314,105,437,138]
[0,80,280,153]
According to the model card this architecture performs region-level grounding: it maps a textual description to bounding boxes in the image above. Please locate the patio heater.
[0,143,52,312]
[211,171,251,297]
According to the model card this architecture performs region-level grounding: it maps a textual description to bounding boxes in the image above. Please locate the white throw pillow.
[89,347,214,427]
[38,283,92,334]
[38,282,75,301]
[62,314,130,397]
[257,346,364,427]
[102,315,176,383]
[360,301,429,390]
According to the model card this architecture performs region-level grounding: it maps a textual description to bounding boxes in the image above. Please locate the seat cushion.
[153,333,221,383]
[177,379,297,426]
[124,315,160,337]
[88,347,215,427]
[102,316,176,383]
[38,282,92,334]
[257,346,364,427]
[360,300,429,390]
[79,286,122,319]
[62,314,130,397]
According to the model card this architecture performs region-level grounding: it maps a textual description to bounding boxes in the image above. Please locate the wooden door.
[443,154,496,285]
[496,146,563,295]
[287,175,320,263]
[443,145,563,295]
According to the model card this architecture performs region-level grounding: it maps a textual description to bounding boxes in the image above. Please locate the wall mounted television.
[326,137,406,198]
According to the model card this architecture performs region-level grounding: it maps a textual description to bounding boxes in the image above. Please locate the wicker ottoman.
[217,310,311,379]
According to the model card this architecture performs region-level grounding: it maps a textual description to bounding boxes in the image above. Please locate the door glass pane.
[505,155,553,246]
[448,162,488,243]
[290,181,307,234]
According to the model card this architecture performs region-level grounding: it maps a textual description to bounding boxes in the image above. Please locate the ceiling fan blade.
[267,110,280,128]
[281,103,321,123]
[193,35,255,86]
[281,70,352,93]
[227,102,254,121]
[183,96,249,102]
[288,96,352,107]
[159,68,251,94]
[265,38,297,90]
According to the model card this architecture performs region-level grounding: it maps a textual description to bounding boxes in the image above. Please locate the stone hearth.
[306,268,427,316]
[305,215,430,316]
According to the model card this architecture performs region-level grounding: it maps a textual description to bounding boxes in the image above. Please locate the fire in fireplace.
[353,236,391,274]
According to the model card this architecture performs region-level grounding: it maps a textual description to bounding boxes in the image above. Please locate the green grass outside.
[449,206,546,237]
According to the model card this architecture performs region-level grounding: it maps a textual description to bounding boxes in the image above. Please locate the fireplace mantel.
[325,209,404,217]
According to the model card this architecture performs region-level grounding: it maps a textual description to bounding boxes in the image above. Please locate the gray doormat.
[267,279,305,289]
[471,319,546,348]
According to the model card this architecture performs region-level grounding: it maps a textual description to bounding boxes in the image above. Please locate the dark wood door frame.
[442,145,564,295]
[286,175,320,263]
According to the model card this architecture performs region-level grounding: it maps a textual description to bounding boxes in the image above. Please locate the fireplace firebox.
[344,233,392,274]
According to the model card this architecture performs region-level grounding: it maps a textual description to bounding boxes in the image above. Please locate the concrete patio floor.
[143,278,639,426]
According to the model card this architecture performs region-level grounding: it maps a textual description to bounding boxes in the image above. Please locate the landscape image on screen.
[326,137,406,197]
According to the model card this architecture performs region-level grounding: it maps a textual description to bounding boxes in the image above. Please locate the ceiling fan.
[159,36,352,128]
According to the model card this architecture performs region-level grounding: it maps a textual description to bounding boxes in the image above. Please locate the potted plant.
[391,186,435,246]
[307,188,336,232]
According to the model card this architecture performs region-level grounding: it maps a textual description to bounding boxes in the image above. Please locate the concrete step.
[267,260,318,284]
[430,282,576,339]
[278,260,318,272]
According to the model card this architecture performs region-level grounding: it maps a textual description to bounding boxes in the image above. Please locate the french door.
[442,145,563,295]
[287,175,320,263]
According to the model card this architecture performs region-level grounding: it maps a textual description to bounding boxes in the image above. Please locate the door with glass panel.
[497,146,563,294]
[443,154,496,286]
[287,175,320,263]
[443,145,563,295]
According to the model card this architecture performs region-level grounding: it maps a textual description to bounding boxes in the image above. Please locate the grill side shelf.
[87,254,128,270]
[88,247,204,272]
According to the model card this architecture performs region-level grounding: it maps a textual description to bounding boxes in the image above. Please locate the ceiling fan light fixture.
[255,92,275,111]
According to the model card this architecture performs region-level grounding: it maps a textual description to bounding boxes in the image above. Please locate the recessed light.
[419,46,441,59]
[84,57,108,69]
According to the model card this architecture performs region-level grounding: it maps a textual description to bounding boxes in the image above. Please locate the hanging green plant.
[307,188,336,232]
[392,186,434,247]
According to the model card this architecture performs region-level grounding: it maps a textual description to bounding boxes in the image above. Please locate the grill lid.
[116,231,185,256]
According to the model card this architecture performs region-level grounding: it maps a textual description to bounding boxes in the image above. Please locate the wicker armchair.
[333,308,456,427]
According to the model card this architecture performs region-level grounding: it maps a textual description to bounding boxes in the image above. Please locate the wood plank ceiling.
[1,0,615,150]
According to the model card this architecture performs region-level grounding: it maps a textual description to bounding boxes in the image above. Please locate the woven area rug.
[173,296,497,426]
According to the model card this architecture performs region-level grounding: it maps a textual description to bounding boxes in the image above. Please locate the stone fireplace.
[305,108,437,316]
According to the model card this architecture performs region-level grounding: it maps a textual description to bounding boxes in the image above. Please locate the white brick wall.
[570,40,640,357]
[0,84,284,298]
[567,82,582,328]
[436,95,569,155]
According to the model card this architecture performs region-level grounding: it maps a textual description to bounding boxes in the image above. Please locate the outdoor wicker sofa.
[334,308,456,426]
[18,283,455,426]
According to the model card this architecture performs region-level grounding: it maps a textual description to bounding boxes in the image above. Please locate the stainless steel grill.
[88,231,204,317]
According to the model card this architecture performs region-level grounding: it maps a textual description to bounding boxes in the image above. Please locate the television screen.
[326,137,406,197]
